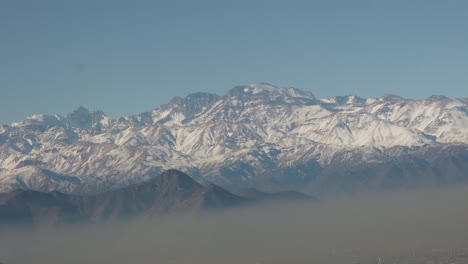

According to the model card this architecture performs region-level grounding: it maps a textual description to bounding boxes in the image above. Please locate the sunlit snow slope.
[0,83,467,193]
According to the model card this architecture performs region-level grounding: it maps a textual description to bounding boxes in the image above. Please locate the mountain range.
[0,169,313,227]
[0,83,467,195]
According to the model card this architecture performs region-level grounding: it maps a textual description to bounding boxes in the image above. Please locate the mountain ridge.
[0,169,316,227]
[0,169,249,226]
[0,83,467,194]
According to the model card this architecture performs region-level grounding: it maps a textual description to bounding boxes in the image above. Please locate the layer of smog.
[1,186,468,264]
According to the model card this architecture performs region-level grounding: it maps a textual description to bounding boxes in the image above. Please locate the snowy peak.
[0,83,467,194]
[151,83,317,125]
[11,106,109,132]
[150,92,220,125]
[168,92,220,109]
[66,106,93,129]
[67,106,91,118]
[381,94,404,102]
[166,92,220,118]
[226,83,316,100]
[426,95,451,101]
[66,106,109,130]
[322,95,367,105]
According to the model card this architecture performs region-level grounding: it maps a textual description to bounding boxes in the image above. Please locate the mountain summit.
[226,83,316,99]
[0,83,467,194]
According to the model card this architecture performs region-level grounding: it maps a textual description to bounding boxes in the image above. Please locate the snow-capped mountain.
[0,83,467,194]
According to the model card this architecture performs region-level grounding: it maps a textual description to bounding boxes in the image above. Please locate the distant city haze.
[1,0,468,124]
[1,187,468,264]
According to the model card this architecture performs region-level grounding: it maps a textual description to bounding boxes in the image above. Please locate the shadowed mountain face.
[0,190,82,226]
[0,170,248,226]
[305,145,468,196]
[79,170,247,221]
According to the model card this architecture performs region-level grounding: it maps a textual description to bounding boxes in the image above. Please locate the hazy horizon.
[1,186,468,264]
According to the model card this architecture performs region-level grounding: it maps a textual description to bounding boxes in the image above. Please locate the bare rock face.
[0,83,467,194]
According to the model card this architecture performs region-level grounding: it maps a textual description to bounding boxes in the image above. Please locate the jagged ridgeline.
[0,83,467,195]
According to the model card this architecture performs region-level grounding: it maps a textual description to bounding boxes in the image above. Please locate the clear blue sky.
[1,0,467,124]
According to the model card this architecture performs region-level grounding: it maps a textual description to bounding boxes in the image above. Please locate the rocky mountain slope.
[0,170,247,226]
[0,83,467,194]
